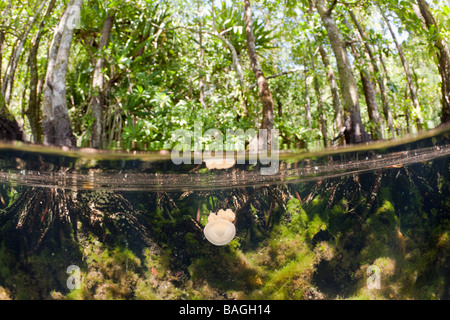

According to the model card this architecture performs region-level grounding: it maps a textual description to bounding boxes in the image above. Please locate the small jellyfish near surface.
[203,209,236,246]
[203,158,235,170]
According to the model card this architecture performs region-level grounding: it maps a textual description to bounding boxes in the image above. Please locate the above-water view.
[1,0,450,303]
[0,127,449,300]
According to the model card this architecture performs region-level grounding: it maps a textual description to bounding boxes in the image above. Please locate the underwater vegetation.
[0,155,449,300]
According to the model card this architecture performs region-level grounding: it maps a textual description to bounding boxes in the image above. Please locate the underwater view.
[0,126,448,301]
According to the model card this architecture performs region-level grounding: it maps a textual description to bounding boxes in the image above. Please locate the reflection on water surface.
[0,127,449,300]
[0,126,449,191]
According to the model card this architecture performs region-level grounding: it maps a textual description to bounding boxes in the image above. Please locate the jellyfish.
[203,209,236,246]
[203,158,235,170]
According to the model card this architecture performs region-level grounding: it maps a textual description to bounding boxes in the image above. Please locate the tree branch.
[248,67,304,89]
[150,22,246,91]
[327,0,338,15]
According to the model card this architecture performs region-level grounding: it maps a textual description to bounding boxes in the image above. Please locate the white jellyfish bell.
[203,157,235,170]
[203,209,236,246]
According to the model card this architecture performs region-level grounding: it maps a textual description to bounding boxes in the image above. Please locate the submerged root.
[0,188,153,254]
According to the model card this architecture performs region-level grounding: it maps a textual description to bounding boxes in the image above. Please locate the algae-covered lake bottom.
[0,127,449,300]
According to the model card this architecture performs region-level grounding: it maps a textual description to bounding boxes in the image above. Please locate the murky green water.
[0,127,449,300]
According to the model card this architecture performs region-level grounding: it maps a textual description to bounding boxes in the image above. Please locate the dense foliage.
[0,0,449,150]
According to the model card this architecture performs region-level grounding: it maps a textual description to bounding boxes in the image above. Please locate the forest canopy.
[0,0,449,151]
